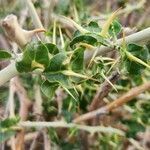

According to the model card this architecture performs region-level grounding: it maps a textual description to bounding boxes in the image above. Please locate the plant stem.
[0,62,18,86]
[19,121,124,136]
[84,27,150,63]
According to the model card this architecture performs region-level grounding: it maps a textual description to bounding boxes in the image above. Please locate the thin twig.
[106,81,150,111]
[73,81,150,123]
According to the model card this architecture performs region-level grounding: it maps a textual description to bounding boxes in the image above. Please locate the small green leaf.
[128,44,148,61]
[109,20,122,36]
[124,43,150,75]
[0,117,19,142]
[0,130,15,142]
[0,117,20,129]
[47,52,67,72]
[122,120,144,138]
[70,34,97,48]
[62,110,74,122]
[45,43,59,55]
[16,42,50,72]
[34,42,50,68]
[70,47,85,72]
[70,32,107,49]
[86,21,101,33]
[45,72,71,88]
[0,50,12,60]
[41,80,58,99]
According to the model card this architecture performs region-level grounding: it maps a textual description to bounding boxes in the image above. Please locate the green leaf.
[45,43,59,55]
[124,43,149,75]
[70,32,107,49]
[34,42,50,68]
[122,120,144,138]
[16,48,33,72]
[41,80,58,99]
[0,130,15,142]
[70,47,85,72]
[45,72,71,88]
[124,59,143,75]
[0,117,19,142]
[0,50,12,60]
[70,34,97,48]
[47,52,67,72]
[86,21,101,33]
[0,117,20,129]
[62,110,74,122]
[128,44,149,61]
[109,20,122,36]
[16,42,50,72]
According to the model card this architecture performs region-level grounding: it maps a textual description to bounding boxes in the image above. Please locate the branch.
[0,27,150,86]
[73,81,150,123]
[106,81,150,111]
[84,27,150,63]
[0,62,18,86]
[19,121,124,136]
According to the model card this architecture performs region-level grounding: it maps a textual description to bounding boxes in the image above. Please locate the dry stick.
[88,71,120,111]
[73,81,150,123]
[0,27,150,86]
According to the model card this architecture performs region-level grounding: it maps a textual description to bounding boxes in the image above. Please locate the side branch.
[84,27,150,63]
